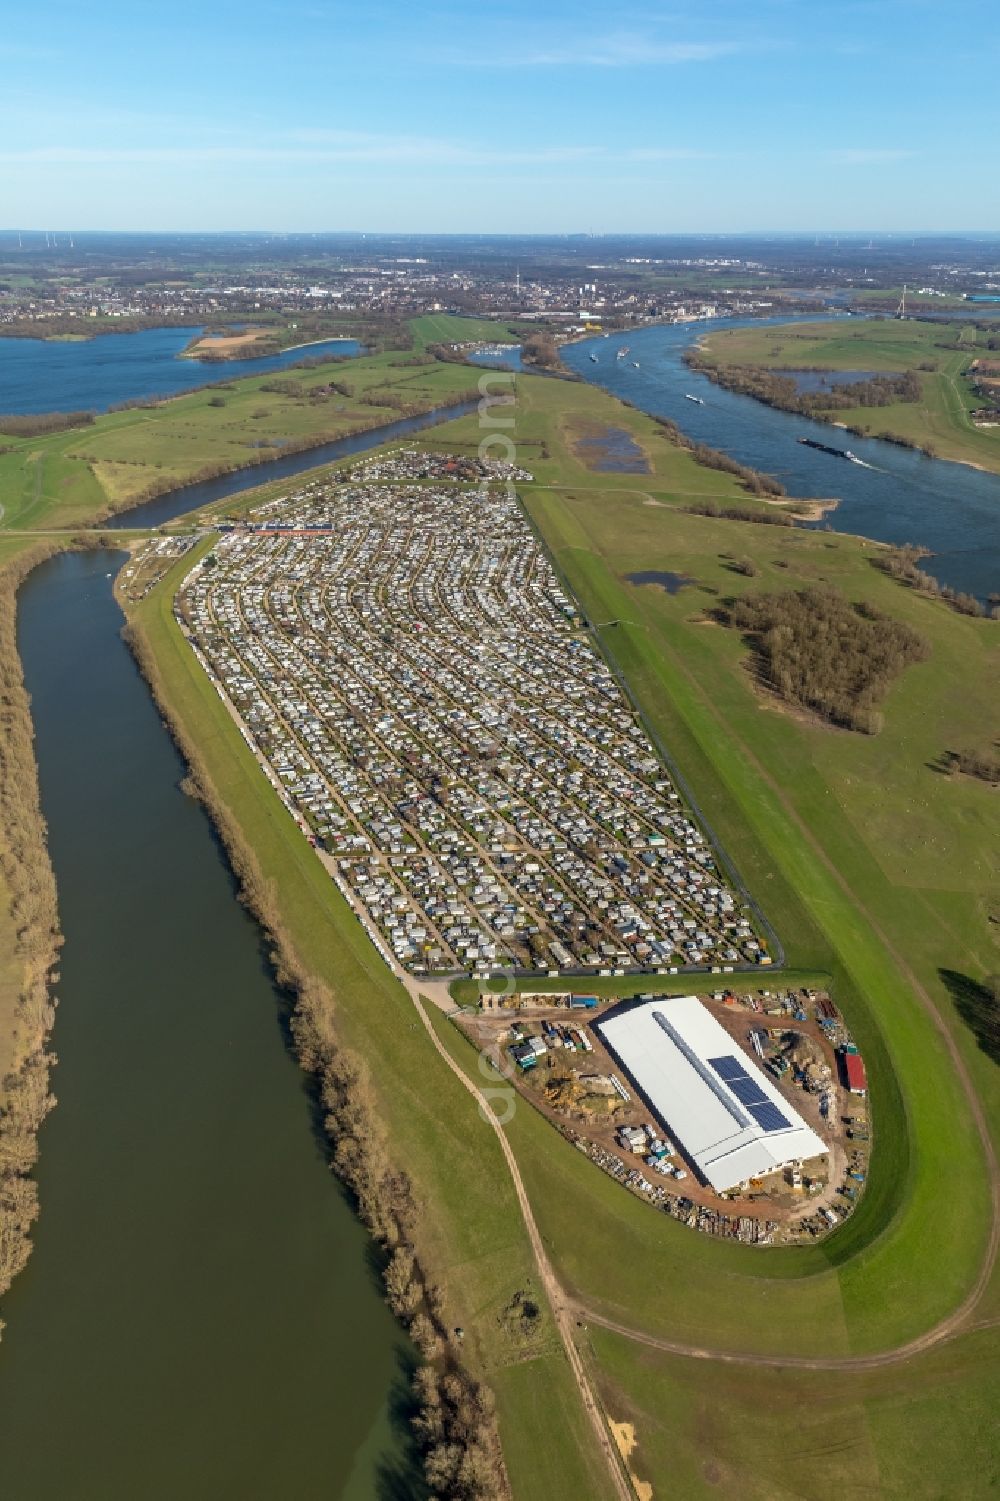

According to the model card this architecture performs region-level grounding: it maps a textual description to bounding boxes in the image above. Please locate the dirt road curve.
[578,1308,1000,1374]
[405,980,633,1501]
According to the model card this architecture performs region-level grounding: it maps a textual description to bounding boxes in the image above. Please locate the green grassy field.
[410,312,534,347]
[42,352,1000,1495]
[585,1322,1000,1500]
[695,317,1000,473]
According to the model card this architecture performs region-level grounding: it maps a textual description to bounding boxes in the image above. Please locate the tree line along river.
[0,317,997,1497]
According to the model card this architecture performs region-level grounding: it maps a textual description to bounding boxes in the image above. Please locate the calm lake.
[563,318,1000,603]
[0,326,361,415]
[0,550,420,1499]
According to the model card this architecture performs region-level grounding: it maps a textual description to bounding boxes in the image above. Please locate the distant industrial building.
[597,996,827,1193]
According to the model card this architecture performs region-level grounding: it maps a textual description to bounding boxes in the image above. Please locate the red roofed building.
[843,1050,868,1096]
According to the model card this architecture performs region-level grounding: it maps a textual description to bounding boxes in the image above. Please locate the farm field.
[695,316,1000,473]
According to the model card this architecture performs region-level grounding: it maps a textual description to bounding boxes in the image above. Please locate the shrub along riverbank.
[684,350,942,457]
[686,351,922,416]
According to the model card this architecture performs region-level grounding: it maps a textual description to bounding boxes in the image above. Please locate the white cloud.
[826,148,916,165]
[447,31,739,67]
[0,134,711,169]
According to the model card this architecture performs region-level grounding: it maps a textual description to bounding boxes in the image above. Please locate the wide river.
[0,559,423,1491]
[561,318,1000,602]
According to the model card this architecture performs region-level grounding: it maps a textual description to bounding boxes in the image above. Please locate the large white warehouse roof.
[598,995,827,1193]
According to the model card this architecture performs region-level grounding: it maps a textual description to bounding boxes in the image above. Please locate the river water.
[0,550,420,1499]
[0,326,361,415]
[561,319,1000,603]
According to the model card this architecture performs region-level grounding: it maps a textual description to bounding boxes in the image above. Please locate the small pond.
[575,426,650,474]
[626,569,693,595]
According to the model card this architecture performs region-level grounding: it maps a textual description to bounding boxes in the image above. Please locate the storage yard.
[119,534,198,603]
[460,985,869,1243]
[175,450,768,978]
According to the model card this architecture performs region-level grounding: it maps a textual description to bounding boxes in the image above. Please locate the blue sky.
[2,0,997,231]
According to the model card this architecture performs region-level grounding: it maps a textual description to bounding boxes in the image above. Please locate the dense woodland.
[724,584,930,733]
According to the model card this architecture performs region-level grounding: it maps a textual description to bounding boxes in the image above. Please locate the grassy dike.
[124,542,616,1501]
